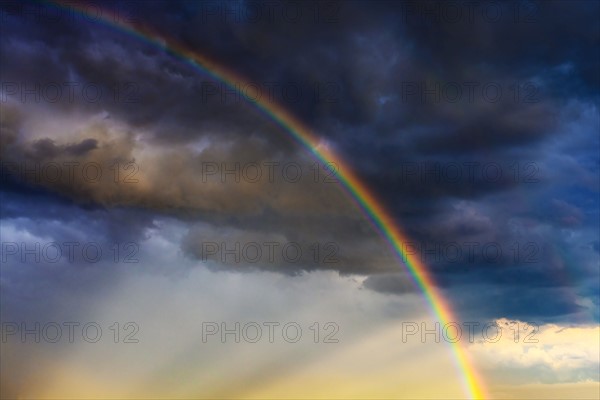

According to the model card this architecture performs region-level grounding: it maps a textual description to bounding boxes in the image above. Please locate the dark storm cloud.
[1,0,598,322]
[25,137,98,158]
[362,273,420,295]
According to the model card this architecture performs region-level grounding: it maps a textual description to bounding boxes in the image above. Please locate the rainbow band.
[44,1,486,398]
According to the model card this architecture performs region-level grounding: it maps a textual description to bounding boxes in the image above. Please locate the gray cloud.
[0,0,598,323]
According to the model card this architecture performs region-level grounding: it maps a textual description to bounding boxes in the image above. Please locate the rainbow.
[44,1,487,398]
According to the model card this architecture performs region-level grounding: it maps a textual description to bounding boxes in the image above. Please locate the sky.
[0,1,599,399]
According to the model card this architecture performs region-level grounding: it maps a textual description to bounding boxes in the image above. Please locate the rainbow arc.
[46,2,487,397]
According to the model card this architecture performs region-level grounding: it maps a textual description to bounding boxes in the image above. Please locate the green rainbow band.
[42,1,487,398]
